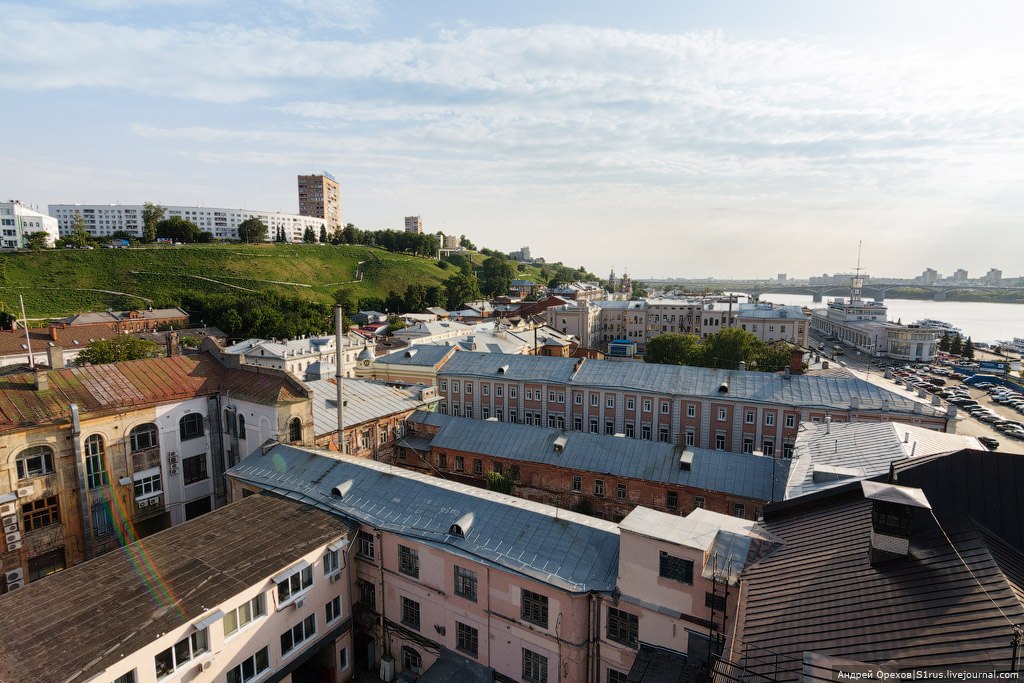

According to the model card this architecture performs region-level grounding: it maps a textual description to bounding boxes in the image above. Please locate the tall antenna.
[850,240,864,303]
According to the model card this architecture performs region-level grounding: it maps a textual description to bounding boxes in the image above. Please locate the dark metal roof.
[438,351,580,383]
[417,647,494,683]
[736,449,1024,679]
[0,494,342,683]
[375,344,457,367]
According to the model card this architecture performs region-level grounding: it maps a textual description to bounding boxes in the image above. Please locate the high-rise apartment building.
[297,172,341,232]
[404,216,423,233]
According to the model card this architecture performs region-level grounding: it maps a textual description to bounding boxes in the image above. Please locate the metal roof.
[409,412,789,501]
[306,378,436,436]
[228,445,621,592]
[783,421,982,499]
[861,480,932,509]
[375,345,457,367]
[438,351,580,383]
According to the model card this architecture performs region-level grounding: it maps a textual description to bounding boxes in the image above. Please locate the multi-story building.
[227,444,770,680]
[551,282,607,302]
[590,298,739,352]
[399,412,788,521]
[434,352,954,458]
[735,302,809,346]
[60,307,190,332]
[984,268,1002,285]
[951,268,969,281]
[0,200,59,249]
[0,323,117,369]
[811,296,939,361]
[298,172,342,232]
[442,234,460,249]
[404,216,423,233]
[0,493,355,683]
[220,335,369,380]
[48,203,327,242]
[546,301,601,349]
[0,352,313,589]
[353,345,457,385]
[918,267,939,285]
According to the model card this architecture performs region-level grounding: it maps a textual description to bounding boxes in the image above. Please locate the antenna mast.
[850,240,864,304]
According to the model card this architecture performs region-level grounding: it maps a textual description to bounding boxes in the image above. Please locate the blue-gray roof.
[438,351,580,383]
[409,413,789,501]
[228,444,621,592]
[375,345,456,367]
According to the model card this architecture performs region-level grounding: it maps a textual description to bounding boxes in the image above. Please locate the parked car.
[978,436,999,450]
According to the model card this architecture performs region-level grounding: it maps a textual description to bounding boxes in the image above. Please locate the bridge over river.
[642,281,1024,302]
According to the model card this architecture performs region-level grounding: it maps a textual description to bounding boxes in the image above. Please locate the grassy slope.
[0,244,450,318]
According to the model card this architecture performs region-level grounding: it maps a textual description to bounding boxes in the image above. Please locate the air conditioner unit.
[5,532,21,544]
[0,503,16,517]
[330,573,342,583]
[169,452,178,464]
[153,496,163,507]
[3,523,17,535]
[293,597,306,609]
[5,569,23,583]
[138,498,149,508]
[6,541,22,551]
[16,486,33,498]
[7,579,23,590]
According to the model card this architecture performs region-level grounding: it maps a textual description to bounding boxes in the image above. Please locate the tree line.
[938,331,975,359]
[643,329,796,372]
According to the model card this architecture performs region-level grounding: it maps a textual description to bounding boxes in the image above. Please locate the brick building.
[60,307,190,332]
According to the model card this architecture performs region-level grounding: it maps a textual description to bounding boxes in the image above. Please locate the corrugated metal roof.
[438,352,580,383]
[410,412,789,500]
[784,421,982,499]
[375,345,457,367]
[306,378,436,436]
[228,445,621,593]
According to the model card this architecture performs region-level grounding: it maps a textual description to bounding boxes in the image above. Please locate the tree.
[459,235,476,250]
[480,254,516,297]
[424,285,444,309]
[938,331,951,353]
[753,343,794,372]
[403,283,426,313]
[303,227,316,243]
[237,217,268,244]
[141,203,165,243]
[384,319,407,336]
[332,287,358,315]
[963,337,975,359]
[643,334,701,366]
[950,333,963,356]
[385,290,405,314]
[486,471,513,495]
[75,336,161,366]
[443,273,481,310]
[68,213,91,247]
[276,227,286,243]
[179,336,201,348]
[24,231,50,250]
[156,216,202,243]
[319,225,328,243]
[698,328,764,369]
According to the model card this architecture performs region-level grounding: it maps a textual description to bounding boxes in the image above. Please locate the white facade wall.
[0,201,59,248]
[48,203,327,242]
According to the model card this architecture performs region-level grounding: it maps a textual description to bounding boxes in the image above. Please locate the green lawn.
[0,244,451,318]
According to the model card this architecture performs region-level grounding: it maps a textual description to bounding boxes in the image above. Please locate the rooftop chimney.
[34,370,48,392]
[738,360,746,372]
[166,331,179,357]
[49,326,58,342]
[789,348,804,375]
[47,345,64,370]
[862,480,931,564]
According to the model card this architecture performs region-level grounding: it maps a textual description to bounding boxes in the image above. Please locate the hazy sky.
[3,1,1023,278]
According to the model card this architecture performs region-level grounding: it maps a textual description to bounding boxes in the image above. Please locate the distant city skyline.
[3,1,1024,278]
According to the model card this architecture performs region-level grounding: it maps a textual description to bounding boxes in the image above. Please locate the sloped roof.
[408,412,788,501]
[0,353,307,433]
[228,445,621,593]
[0,494,342,683]
[438,351,580,383]
[63,307,188,325]
[375,345,457,367]
[306,378,436,436]
[0,323,118,358]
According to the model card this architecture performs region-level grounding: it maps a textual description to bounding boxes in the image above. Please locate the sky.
[2,1,1023,279]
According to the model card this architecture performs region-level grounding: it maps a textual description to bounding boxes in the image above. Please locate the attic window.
[20,344,27,350]
[553,436,567,453]
[497,365,509,375]
[449,512,474,538]
[405,349,417,358]
[718,382,729,394]
[331,480,354,499]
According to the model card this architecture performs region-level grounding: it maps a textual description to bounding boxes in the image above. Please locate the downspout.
[70,403,93,561]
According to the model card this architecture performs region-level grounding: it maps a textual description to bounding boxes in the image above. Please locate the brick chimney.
[789,348,804,375]
[166,331,179,357]
[49,325,59,342]
[34,369,49,392]
[47,345,65,369]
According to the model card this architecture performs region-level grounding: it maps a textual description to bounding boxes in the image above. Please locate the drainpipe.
[335,305,346,454]
[70,403,93,561]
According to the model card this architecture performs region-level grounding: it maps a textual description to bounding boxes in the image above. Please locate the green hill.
[0,244,450,319]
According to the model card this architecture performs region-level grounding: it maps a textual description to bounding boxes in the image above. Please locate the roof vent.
[449,512,474,538]
[862,480,931,564]
[331,480,354,499]
[553,436,567,453]
[738,361,746,372]
[497,365,509,375]
[404,349,417,358]
[718,381,729,394]
[679,449,694,471]
[850,396,860,410]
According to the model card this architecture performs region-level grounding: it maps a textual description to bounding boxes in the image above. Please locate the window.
[473,459,483,475]
[745,411,755,424]
[493,461,503,475]
[276,564,314,603]
[589,418,599,433]
[358,580,376,610]
[606,396,615,408]
[574,392,582,405]
[226,646,269,683]
[288,417,302,442]
[358,531,375,560]
[659,552,694,583]
[455,565,478,602]
[606,608,639,648]
[594,479,605,497]
[783,442,795,459]
[521,589,549,628]
[548,391,555,402]
[27,548,65,580]
[495,409,503,421]
[605,420,614,435]
[456,621,479,657]
[482,384,489,396]
[742,437,754,454]
[184,496,211,520]
[454,455,465,471]
[509,387,517,399]
[340,646,349,672]
[733,503,746,518]
[717,408,727,421]
[182,454,208,485]
[237,414,246,437]
[16,445,54,480]
[452,405,461,417]
[705,592,727,611]
[402,646,423,674]
[785,414,796,428]
[225,594,267,636]
[440,380,448,391]
[179,413,205,441]
[658,426,670,443]
[762,440,774,456]
[626,398,635,411]
[571,475,582,493]
[643,400,652,412]
[401,596,420,630]
[765,413,775,426]
[625,422,635,438]
[280,614,316,656]
[687,404,696,418]
[84,435,108,489]
[523,648,549,683]
[326,595,343,623]
[573,416,583,431]
[399,545,420,578]
[91,502,113,537]
[715,433,726,450]
[465,383,473,395]
[685,430,695,446]
[608,669,628,683]
[694,496,706,509]
[666,491,678,510]
[22,496,61,532]
[453,381,461,393]
[509,409,518,423]
[465,406,473,419]
[129,423,159,452]
[438,452,448,469]
[496,385,503,397]
[616,483,627,500]
[641,424,651,440]
[155,628,209,678]
[323,548,340,575]
[113,672,137,683]
[482,407,489,419]
[133,472,162,498]
[660,401,670,415]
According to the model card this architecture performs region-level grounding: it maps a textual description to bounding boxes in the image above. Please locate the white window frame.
[225,594,267,637]
[275,562,314,607]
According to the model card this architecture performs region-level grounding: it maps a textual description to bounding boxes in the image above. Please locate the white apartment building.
[588,298,739,352]
[48,203,328,242]
[0,200,59,249]
[222,335,368,381]
[736,302,810,346]
[811,297,939,361]
[404,216,423,233]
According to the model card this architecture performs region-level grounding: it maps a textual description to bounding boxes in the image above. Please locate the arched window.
[179,413,205,441]
[129,423,159,452]
[84,434,109,489]
[16,445,55,480]
[289,417,302,443]
[237,414,246,438]
[401,646,422,674]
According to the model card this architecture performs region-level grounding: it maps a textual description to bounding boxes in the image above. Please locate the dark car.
[978,436,999,450]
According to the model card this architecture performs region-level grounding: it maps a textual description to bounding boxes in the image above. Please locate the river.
[747,294,1024,345]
